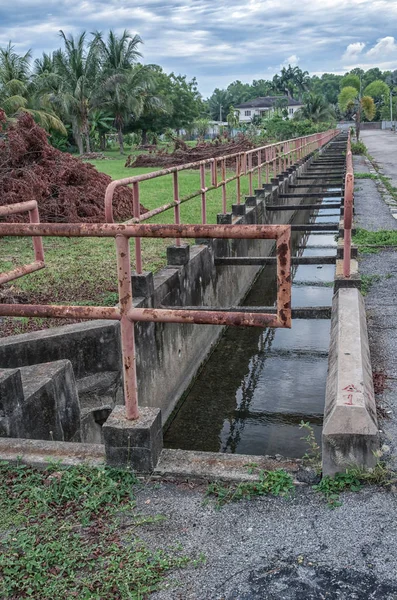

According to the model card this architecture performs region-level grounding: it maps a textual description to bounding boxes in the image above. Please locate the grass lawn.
[0,153,252,335]
[0,461,196,599]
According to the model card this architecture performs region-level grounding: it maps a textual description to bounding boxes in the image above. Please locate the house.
[235,96,303,122]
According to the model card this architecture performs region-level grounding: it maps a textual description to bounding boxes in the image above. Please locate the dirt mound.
[125,135,257,169]
[0,111,147,222]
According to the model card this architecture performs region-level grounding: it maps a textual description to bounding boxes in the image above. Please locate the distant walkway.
[361,130,397,187]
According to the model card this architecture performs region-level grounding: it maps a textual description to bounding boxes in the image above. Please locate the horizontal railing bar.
[215,256,336,265]
[127,307,284,328]
[0,304,122,320]
[0,223,289,240]
[0,260,45,285]
[160,305,332,319]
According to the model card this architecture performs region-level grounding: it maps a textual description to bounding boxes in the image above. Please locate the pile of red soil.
[0,111,147,222]
[125,135,257,169]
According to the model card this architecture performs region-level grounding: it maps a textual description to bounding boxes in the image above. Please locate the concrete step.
[267,203,341,211]
[0,360,80,442]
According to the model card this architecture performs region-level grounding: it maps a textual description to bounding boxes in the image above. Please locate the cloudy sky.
[0,0,396,97]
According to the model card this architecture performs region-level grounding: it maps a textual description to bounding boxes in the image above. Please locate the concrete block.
[0,320,121,380]
[18,360,80,442]
[245,195,257,207]
[217,213,233,224]
[336,240,358,259]
[262,183,275,192]
[0,368,24,417]
[103,405,163,472]
[334,259,361,292]
[322,288,379,475]
[232,204,246,216]
[132,271,154,298]
[166,244,190,266]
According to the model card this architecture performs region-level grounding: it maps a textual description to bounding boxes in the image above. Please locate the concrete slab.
[322,288,379,475]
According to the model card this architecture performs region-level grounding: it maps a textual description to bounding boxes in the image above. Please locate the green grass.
[353,227,397,252]
[0,153,254,335]
[0,461,192,599]
[205,467,294,508]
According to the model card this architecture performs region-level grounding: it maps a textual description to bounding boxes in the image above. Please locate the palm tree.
[92,30,142,75]
[51,31,99,153]
[295,92,332,122]
[95,65,164,154]
[226,105,239,134]
[338,75,376,140]
[0,43,65,133]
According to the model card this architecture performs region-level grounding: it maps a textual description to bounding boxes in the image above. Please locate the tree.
[0,42,65,134]
[208,88,232,121]
[51,31,99,153]
[294,92,333,123]
[96,64,164,154]
[194,118,210,138]
[363,80,389,117]
[92,29,142,75]
[226,105,239,133]
[338,85,376,140]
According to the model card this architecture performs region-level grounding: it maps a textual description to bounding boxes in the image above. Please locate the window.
[244,110,251,116]
[289,108,294,115]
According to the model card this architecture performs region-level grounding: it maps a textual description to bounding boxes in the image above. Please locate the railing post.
[115,234,139,420]
[132,182,143,274]
[221,158,227,213]
[173,171,181,247]
[200,163,207,223]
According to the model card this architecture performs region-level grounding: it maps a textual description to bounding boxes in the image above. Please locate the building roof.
[235,96,302,109]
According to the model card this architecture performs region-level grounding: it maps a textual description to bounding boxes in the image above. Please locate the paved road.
[361,130,397,186]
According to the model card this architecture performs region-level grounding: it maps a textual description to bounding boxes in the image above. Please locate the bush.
[351,140,367,155]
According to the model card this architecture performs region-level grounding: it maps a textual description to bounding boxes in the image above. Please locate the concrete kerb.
[322,288,379,476]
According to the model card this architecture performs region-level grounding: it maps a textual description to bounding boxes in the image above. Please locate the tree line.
[1,31,396,154]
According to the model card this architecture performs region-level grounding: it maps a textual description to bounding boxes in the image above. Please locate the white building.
[235,96,303,123]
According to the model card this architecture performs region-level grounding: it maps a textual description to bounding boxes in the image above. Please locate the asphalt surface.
[361,130,397,186]
[135,135,397,599]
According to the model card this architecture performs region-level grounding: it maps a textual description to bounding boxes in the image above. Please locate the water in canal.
[164,194,340,457]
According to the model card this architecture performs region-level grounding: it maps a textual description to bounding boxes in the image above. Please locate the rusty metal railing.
[0,219,291,421]
[105,129,338,273]
[0,201,45,284]
[343,132,354,277]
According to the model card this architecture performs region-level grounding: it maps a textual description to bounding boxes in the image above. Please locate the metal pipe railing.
[104,129,338,273]
[0,220,291,421]
[0,200,45,284]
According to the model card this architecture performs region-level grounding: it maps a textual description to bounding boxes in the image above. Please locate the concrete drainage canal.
[0,133,378,476]
[164,192,340,458]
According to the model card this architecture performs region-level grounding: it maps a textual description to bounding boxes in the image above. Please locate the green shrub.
[351,140,367,155]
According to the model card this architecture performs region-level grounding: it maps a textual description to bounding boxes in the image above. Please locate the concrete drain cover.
[225,563,397,599]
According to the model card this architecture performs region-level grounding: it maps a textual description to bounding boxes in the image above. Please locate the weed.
[205,468,294,508]
[355,172,377,180]
[299,421,321,471]
[351,141,367,155]
[0,462,191,599]
[361,274,381,295]
[314,471,362,508]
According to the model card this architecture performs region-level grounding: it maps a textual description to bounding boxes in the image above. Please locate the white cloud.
[367,36,397,57]
[342,42,365,62]
[281,55,299,68]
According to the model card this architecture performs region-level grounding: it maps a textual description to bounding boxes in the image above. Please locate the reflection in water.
[164,200,338,457]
